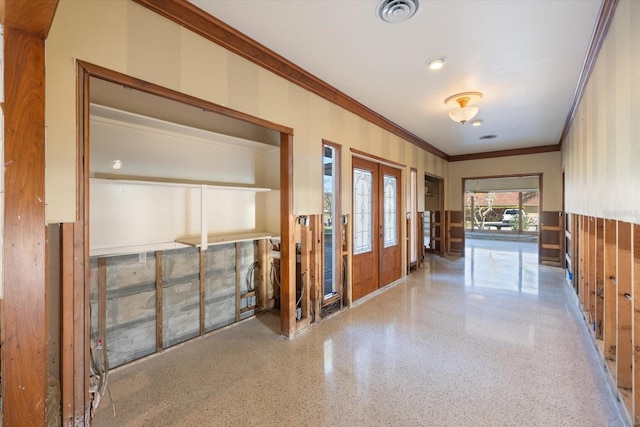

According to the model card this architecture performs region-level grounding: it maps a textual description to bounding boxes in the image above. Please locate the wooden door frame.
[68,62,297,419]
[409,167,418,271]
[321,140,343,306]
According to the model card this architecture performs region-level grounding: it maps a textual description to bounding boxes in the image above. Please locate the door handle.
[379,224,383,238]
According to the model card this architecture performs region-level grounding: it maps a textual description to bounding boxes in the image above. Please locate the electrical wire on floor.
[89,306,115,418]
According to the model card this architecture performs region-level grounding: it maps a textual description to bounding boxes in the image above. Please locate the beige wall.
[447,152,562,212]
[562,0,640,224]
[45,0,447,223]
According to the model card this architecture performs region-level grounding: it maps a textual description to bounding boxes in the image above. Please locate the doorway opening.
[463,175,540,243]
[424,174,445,256]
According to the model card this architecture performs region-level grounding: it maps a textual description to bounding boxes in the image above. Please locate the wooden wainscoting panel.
[446,211,464,255]
[540,211,562,266]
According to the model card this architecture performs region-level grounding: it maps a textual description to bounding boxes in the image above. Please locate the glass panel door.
[354,168,374,254]
[379,166,402,286]
[383,175,398,248]
[351,157,379,301]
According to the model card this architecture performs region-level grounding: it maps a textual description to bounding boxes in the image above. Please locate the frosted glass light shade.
[448,106,479,124]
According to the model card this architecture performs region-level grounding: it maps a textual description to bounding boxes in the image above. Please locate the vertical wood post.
[595,218,604,339]
[3,24,47,427]
[604,219,617,362]
[579,216,586,309]
[200,250,206,335]
[98,258,107,360]
[300,224,311,322]
[588,217,596,325]
[156,251,163,352]
[280,133,295,337]
[235,243,241,322]
[258,239,268,311]
[633,224,640,425]
[61,223,75,423]
[617,221,633,390]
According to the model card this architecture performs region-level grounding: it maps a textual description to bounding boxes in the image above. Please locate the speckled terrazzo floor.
[92,239,626,427]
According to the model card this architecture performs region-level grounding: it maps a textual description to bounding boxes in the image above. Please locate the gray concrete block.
[107,319,156,368]
[163,279,199,348]
[106,253,156,291]
[205,244,235,276]
[163,247,199,281]
[107,289,155,329]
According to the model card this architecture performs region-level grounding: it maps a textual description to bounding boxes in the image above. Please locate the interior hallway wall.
[45,0,447,223]
[562,0,640,224]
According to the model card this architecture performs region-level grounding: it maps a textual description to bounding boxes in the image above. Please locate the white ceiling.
[189,0,602,156]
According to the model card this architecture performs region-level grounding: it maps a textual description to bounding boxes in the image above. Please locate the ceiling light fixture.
[427,56,446,70]
[471,119,484,127]
[444,91,483,125]
[377,0,420,24]
[112,159,123,170]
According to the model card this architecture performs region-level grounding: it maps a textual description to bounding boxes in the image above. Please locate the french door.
[352,157,402,301]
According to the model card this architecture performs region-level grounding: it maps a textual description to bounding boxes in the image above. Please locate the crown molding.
[448,144,560,162]
[558,0,619,147]
[133,0,448,159]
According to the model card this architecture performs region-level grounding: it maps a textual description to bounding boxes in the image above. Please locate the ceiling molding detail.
[133,0,449,160]
[558,0,619,147]
[448,144,560,163]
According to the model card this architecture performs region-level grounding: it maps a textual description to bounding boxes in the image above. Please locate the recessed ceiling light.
[479,135,497,140]
[471,119,484,127]
[112,160,123,170]
[427,56,446,70]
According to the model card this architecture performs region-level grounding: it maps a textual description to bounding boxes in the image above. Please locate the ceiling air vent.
[377,0,420,23]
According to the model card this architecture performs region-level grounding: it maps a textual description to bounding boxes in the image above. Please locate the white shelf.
[90,241,190,257]
[90,177,271,192]
[176,232,274,248]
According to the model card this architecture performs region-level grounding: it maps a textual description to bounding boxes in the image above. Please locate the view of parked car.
[502,209,525,223]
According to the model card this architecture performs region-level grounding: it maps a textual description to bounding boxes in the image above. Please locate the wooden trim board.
[3,23,49,427]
